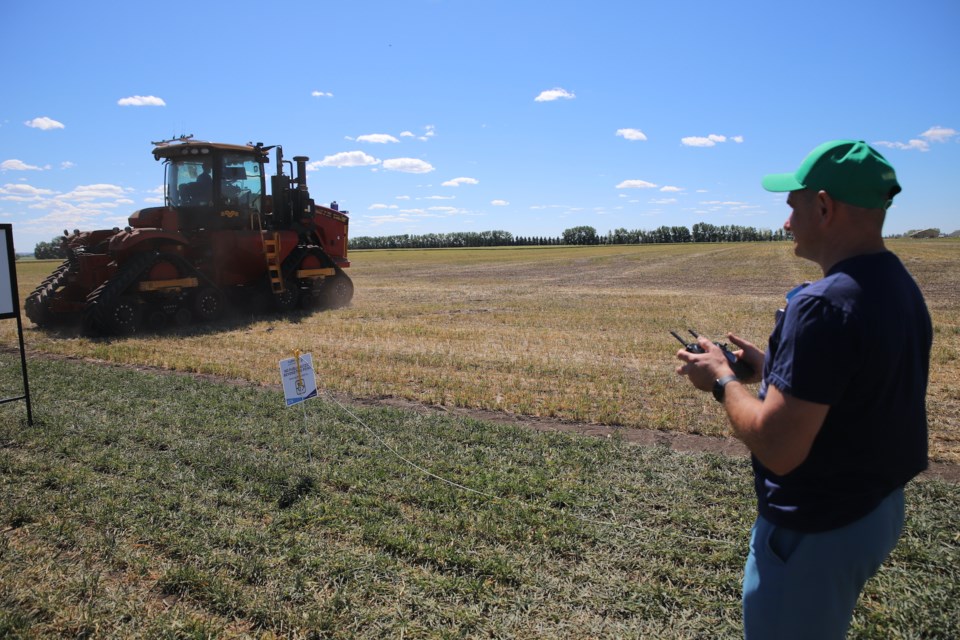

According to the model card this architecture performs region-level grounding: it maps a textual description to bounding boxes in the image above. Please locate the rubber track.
[279,244,354,309]
[82,251,223,335]
[82,251,159,333]
[280,245,311,280]
[24,260,73,325]
[281,243,340,279]
[282,243,348,289]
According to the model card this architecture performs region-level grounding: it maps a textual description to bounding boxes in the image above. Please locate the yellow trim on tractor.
[296,268,336,278]
[137,277,199,292]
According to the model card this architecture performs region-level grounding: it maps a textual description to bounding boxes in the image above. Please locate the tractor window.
[220,153,263,213]
[168,158,213,207]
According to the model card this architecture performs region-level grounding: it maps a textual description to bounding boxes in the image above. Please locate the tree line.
[29,223,953,259]
[349,223,789,250]
[33,237,68,259]
[30,223,784,259]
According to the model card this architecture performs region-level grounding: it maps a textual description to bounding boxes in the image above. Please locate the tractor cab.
[154,138,267,231]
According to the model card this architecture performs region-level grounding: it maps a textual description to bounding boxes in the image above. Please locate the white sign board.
[0,226,15,319]
[279,352,318,406]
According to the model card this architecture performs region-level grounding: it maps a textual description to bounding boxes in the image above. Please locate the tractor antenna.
[151,134,194,147]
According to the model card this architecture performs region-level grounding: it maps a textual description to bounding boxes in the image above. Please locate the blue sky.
[1,0,957,252]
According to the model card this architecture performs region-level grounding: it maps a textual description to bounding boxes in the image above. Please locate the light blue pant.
[742,487,905,639]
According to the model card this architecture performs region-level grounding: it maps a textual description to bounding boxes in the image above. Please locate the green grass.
[1,358,957,638]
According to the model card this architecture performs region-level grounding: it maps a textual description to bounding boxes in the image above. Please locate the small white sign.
[0,226,15,319]
[279,352,318,406]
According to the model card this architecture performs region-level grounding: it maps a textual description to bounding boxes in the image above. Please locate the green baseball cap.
[762,140,902,210]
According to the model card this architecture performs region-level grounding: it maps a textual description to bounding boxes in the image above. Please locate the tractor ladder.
[262,231,285,293]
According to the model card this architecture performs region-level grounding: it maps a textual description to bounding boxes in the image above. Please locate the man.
[676,140,931,639]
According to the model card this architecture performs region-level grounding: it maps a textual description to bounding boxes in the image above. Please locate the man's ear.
[815,190,835,226]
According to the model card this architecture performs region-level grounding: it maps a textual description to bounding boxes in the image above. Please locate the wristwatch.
[712,374,738,402]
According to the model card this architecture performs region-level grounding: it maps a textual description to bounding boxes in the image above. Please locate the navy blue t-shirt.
[755,251,931,532]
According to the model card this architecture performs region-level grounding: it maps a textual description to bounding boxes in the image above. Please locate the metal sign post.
[280,350,318,462]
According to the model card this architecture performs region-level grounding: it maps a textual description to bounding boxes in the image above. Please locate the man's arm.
[720,380,828,475]
[676,337,828,476]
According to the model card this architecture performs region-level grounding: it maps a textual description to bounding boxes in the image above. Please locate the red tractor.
[25,136,353,335]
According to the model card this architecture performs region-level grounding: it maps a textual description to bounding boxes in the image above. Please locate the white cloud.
[382,158,435,174]
[491,199,509,206]
[424,195,455,200]
[356,133,400,144]
[366,213,421,226]
[59,184,128,200]
[616,128,647,141]
[874,125,959,152]
[874,139,930,152]
[1,159,44,171]
[61,161,75,169]
[25,117,64,130]
[700,200,747,206]
[650,198,678,205]
[660,185,683,192]
[144,185,164,204]
[117,95,166,107]
[20,206,129,235]
[311,90,334,98]
[681,134,728,147]
[419,125,436,141]
[919,126,957,143]
[307,151,381,168]
[535,87,575,102]
[400,131,415,138]
[5,179,143,237]
[441,177,478,187]
[732,135,744,143]
[0,183,55,199]
[369,203,399,210]
[681,136,715,147]
[616,179,658,189]
[529,204,584,214]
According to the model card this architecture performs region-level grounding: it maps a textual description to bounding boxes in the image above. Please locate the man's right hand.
[727,333,765,384]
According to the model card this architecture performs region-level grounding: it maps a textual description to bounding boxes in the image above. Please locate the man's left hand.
[676,337,735,392]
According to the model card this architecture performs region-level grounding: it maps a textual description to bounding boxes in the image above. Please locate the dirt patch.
[343,392,960,484]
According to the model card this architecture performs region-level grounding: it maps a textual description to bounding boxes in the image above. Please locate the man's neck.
[817,237,887,275]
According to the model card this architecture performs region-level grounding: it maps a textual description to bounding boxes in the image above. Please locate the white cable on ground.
[320,390,737,548]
